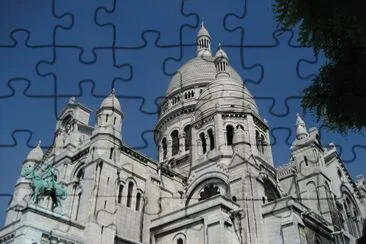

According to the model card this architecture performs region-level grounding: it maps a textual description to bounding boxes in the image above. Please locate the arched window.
[184,126,191,151]
[263,179,280,202]
[200,132,207,154]
[113,117,116,125]
[177,238,183,244]
[199,184,220,201]
[127,182,133,207]
[256,130,261,152]
[208,129,215,150]
[171,130,179,156]
[136,193,141,211]
[304,156,308,166]
[109,148,114,160]
[117,185,123,204]
[226,125,234,146]
[106,114,109,122]
[261,134,265,153]
[76,168,84,181]
[162,138,167,159]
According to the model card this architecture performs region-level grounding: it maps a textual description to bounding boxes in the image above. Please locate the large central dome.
[166,56,243,95]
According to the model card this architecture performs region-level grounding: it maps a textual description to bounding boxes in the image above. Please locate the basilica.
[0,25,365,244]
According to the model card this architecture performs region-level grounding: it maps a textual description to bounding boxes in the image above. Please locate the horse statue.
[21,163,67,212]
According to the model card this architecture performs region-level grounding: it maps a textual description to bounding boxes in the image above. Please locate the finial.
[201,21,204,27]
[37,140,41,147]
[218,42,222,50]
[112,88,115,95]
[68,97,75,104]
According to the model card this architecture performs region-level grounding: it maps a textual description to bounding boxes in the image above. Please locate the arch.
[263,178,280,202]
[127,181,134,207]
[306,181,319,211]
[256,130,261,152]
[136,192,142,211]
[261,134,265,153]
[162,137,167,159]
[173,233,186,244]
[208,128,215,150]
[184,125,191,151]
[171,130,179,156]
[199,184,220,201]
[226,125,234,146]
[186,174,230,206]
[200,132,207,154]
[71,162,86,181]
[341,186,362,236]
[117,184,123,204]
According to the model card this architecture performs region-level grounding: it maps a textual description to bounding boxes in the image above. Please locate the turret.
[196,22,212,57]
[4,141,44,225]
[91,89,123,162]
[295,113,309,140]
[214,44,229,78]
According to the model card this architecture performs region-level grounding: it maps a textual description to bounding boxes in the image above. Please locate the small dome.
[214,46,228,60]
[166,56,242,95]
[26,141,43,161]
[197,23,210,38]
[100,89,121,111]
[195,76,259,118]
[296,113,308,139]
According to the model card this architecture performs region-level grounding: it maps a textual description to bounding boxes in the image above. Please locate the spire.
[296,113,309,139]
[196,22,211,57]
[214,44,229,78]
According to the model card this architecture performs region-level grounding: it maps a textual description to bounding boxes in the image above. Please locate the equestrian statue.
[21,162,67,212]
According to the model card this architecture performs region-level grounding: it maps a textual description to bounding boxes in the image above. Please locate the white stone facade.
[1,25,365,244]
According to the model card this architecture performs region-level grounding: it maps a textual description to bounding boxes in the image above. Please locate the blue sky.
[0,0,365,224]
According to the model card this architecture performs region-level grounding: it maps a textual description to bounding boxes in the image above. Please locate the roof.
[166,56,243,95]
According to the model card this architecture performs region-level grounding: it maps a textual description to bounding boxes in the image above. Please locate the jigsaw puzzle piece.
[0,0,72,46]
[95,0,196,48]
[224,0,282,47]
[53,0,115,62]
[112,33,182,114]
[182,0,245,46]
[0,31,56,96]
[37,47,132,97]
[236,30,313,110]
[0,85,58,147]
[297,52,326,81]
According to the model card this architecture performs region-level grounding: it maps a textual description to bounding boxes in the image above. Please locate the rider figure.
[43,162,57,191]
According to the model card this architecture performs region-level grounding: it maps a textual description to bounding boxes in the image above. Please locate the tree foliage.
[273,0,366,133]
